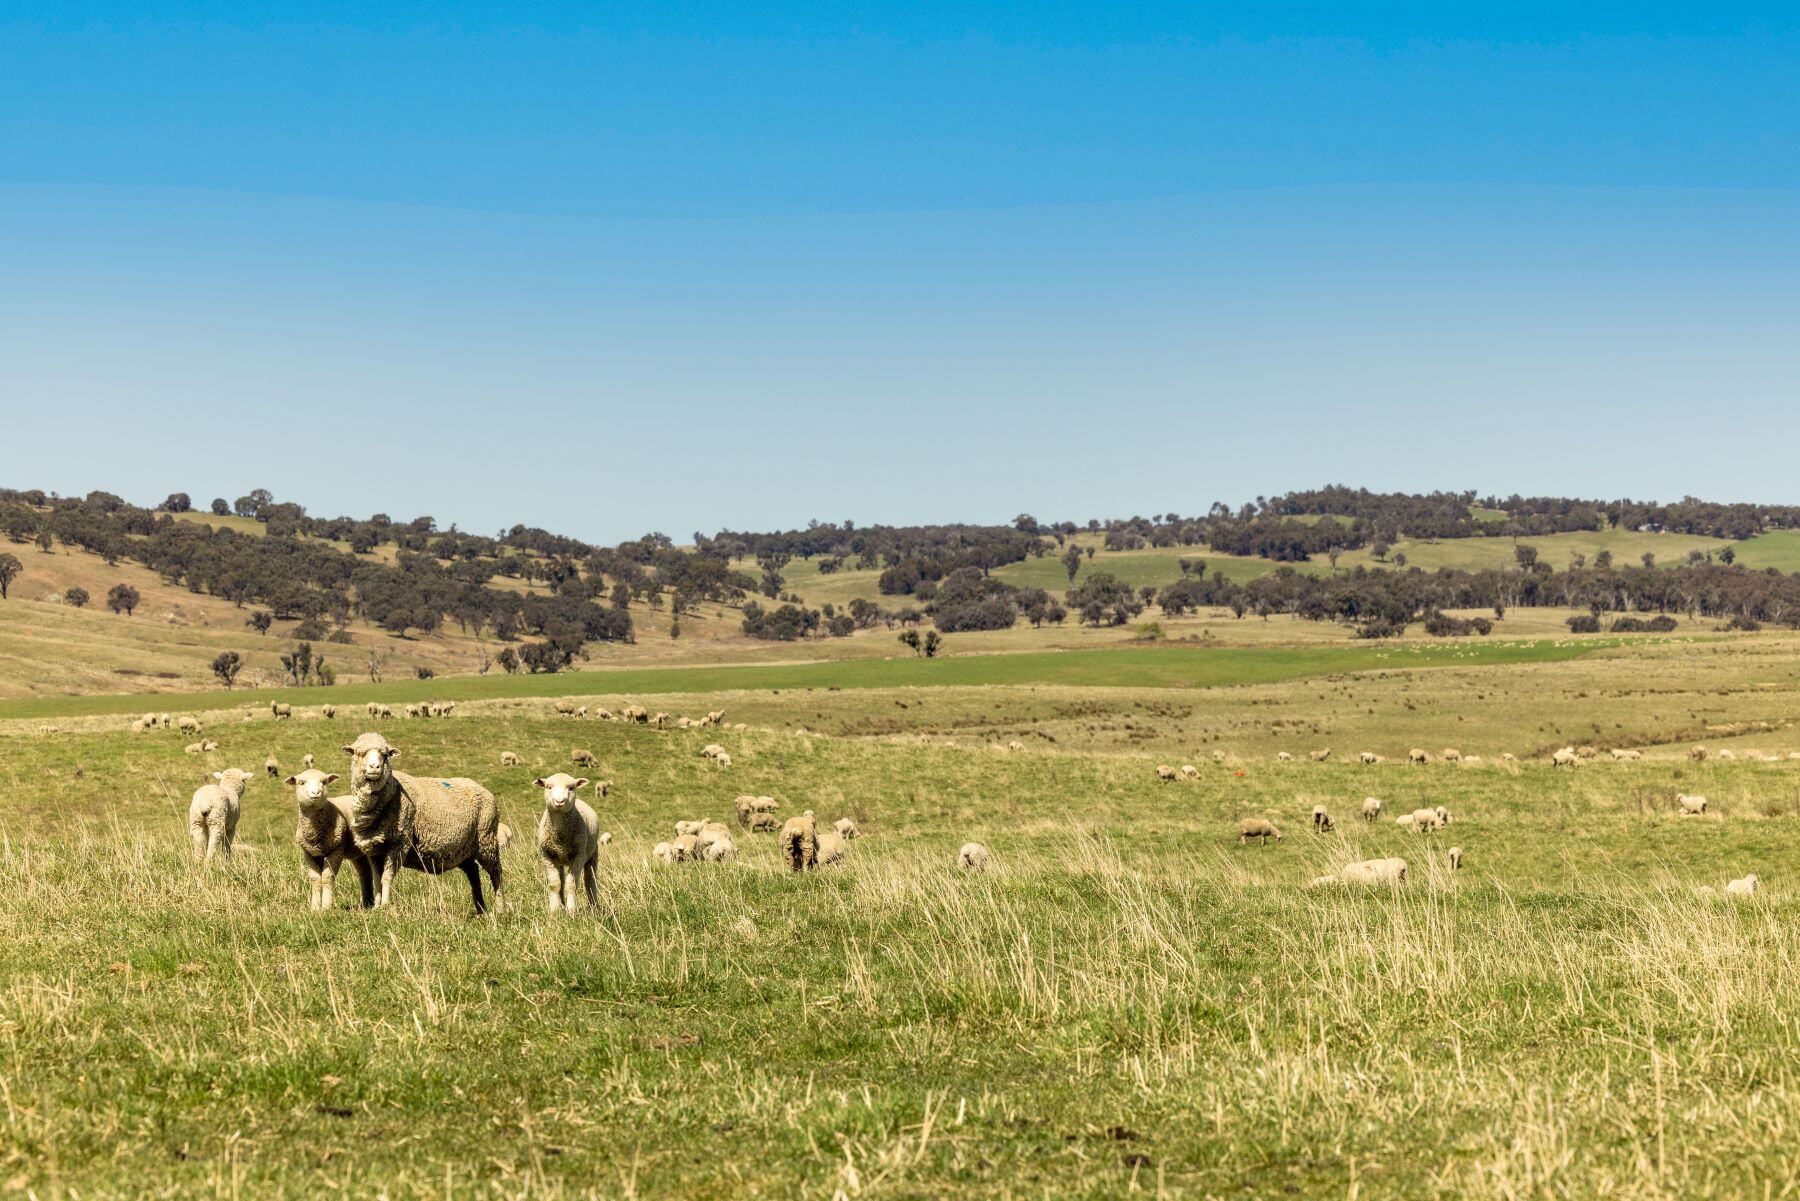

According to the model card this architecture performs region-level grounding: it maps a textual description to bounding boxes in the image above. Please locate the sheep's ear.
[572,778,589,791]
[533,778,548,789]
[340,745,355,755]
[384,747,399,760]
[283,775,300,786]
[211,772,223,782]
[324,773,340,784]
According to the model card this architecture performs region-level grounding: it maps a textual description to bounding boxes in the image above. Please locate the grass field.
[1732,529,1800,572]
[8,630,1800,1196]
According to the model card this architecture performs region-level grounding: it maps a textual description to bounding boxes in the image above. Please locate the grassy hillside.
[1732,529,1800,572]
[1332,527,1735,572]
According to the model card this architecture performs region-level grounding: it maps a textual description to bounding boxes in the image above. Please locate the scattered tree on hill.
[247,610,273,636]
[211,651,243,689]
[415,666,434,680]
[898,629,921,655]
[1641,552,1656,569]
[923,630,942,657]
[0,553,19,599]
[106,583,139,615]
[496,646,520,674]
[163,493,192,513]
[210,498,230,515]
[65,586,88,609]
[1062,545,1084,583]
[34,529,52,553]
[1720,545,1737,565]
[1595,549,1613,569]
[1514,545,1539,570]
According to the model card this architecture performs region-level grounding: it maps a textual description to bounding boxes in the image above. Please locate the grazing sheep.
[553,700,577,716]
[672,833,701,860]
[1212,750,1227,763]
[534,773,601,913]
[1442,748,1461,763]
[1395,814,1417,831]
[623,705,649,724]
[736,795,780,828]
[187,769,254,864]
[1408,808,1443,832]
[714,752,732,769]
[265,756,280,778]
[652,841,686,864]
[780,811,819,871]
[341,732,504,914]
[651,712,672,729]
[500,751,520,766]
[320,705,336,720]
[1501,753,1517,762]
[1552,748,1579,768]
[1238,817,1282,844]
[1678,794,1708,816]
[1276,752,1294,762]
[271,702,293,720]
[1309,749,1331,762]
[1725,874,1760,898]
[1362,797,1383,822]
[746,810,780,833]
[834,817,861,840]
[1007,740,1025,752]
[178,716,203,734]
[130,718,150,734]
[404,705,421,719]
[816,830,849,866]
[1690,745,1709,762]
[158,713,172,729]
[1447,846,1463,871]
[674,819,709,838]
[701,833,739,862]
[286,769,373,910]
[1408,748,1429,765]
[591,780,612,798]
[1434,805,1451,826]
[1179,764,1199,780]
[1156,764,1177,782]
[1338,857,1407,885]
[1610,748,1644,761]
[701,744,726,759]
[594,707,615,721]
[1359,752,1382,765]
[1576,745,1599,760]
[957,842,991,872]
[1311,805,1335,833]
[302,753,314,770]
[571,748,598,768]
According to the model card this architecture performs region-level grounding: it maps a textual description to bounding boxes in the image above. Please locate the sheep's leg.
[320,855,340,910]
[582,859,599,911]
[189,821,207,862]
[204,820,226,865]
[371,847,397,908]
[305,859,324,910]
[544,865,563,913]
[461,860,487,916]
[351,855,375,908]
[483,855,503,915]
[561,868,577,912]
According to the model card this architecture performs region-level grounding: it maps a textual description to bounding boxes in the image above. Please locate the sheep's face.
[344,737,398,789]
[286,769,341,806]
[535,774,586,811]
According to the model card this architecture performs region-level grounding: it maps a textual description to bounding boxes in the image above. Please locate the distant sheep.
[1359,752,1382,765]
[1309,749,1331,762]
[1610,748,1643,761]
[271,702,293,719]
[1552,748,1579,768]
[1408,748,1428,765]
[1717,748,1737,761]
[178,716,203,734]
[816,830,849,866]
[500,751,520,766]
[571,748,598,768]
[1690,745,1709,762]
[1447,846,1463,871]
[701,744,726,760]
[1338,857,1407,885]
[1277,752,1294,762]
[1434,805,1450,826]
[834,817,861,840]
[1725,874,1760,898]
[957,842,991,872]
[553,700,578,716]
[188,768,254,864]
[1311,805,1334,832]
[1396,814,1417,831]
[1361,797,1382,822]
[1678,795,1708,816]
[1442,748,1461,763]
[1156,765,1177,782]
[780,811,819,871]
[265,756,280,777]
[320,704,336,719]
[1007,740,1025,752]
[1179,764,1199,780]
[1238,818,1282,844]
[736,795,780,829]
[652,841,686,864]
[713,752,732,769]
[1408,808,1443,832]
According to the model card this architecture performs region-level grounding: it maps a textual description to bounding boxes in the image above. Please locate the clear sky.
[3,4,1797,542]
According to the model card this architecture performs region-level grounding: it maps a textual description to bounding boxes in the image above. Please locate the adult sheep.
[957,842,991,872]
[1309,749,1331,763]
[1552,748,1579,768]
[1238,818,1282,845]
[780,811,819,871]
[500,751,521,767]
[1179,764,1200,780]
[1156,765,1177,782]
[1408,748,1429,765]
[1361,797,1383,822]
[1441,748,1461,763]
[1359,752,1382,765]
[271,702,293,720]
[178,716,203,735]
[320,704,336,720]
[1678,794,1708,816]
[188,769,255,865]
[1689,745,1709,762]
[571,748,598,768]
[1311,805,1334,833]
[1339,857,1407,885]
[341,732,504,914]
[1725,874,1760,898]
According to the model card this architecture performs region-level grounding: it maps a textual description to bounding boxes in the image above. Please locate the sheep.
[1552,748,1579,768]
[341,732,504,914]
[701,744,726,760]
[1718,748,1738,761]
[1678,794,1708,816]
[1156,765,1177,782]
[1238,818,1282,844]
[130,717,150,734]
[500,751,521,767]
[834,817,861,840]
[1434,805,1451,826]
[36,724,58,735]
[1308,874,1340,888]
[140,711,157,728]
[187,769,255,864]
[816,830,850,866]
[714,752,732,769]
[703,710,727,726]
[1311,805,1335,833]
[1442,748,1462,763]
[1361,797,1383,822]
[780,811,819,871]
[672,833,701,860]
[1007,740,1025,752]
[674,819,709,838]
[1408,808,1443,832]
[1395,814,1417,831]
[1309,749,1331,762]
[302,753,314,770]
[1501,753,1517,762]
[1276,752,1294,762]
[158,713,172,729]
[1408,748,1429,765]
[702,833,739,862]
[372,703,393,719]
[534,773,601,913]
[571,748,598,768]
[1576,745,1599,760]
[178,716,203,734]
[1610,748,1644,761]
[183,741,208,755]
[271,702,293,720]
[1179,764,1200,780]
[651,712,672,729]
[652,841,686,864]
[1211,750,1227,763]
[1690,745,1709,762]
[265,756,280,778]
[553,700,578,716]
[1338,857,1407,885]
[1725,874,1760,898]
[694,820,733,854]
[1447,846,1463,871]
[736,795,779,828]
[286,769,373,910]
[1464,755,1483,764]
[320,704,336,720]
[404,705,421,719]
[1359,752,1382,765]
[957,842,991,872]
[623,705,649,724]
[594,707,616,722]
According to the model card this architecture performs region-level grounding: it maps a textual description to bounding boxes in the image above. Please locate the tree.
[247,610,274,636]
[65,586,89,609]
[34,529,52,553]
[1641,552,1656,569]
[898,629,921,655]
[1595,549,1613,569]
[1514,544,1539,570]
[1062,545,1084,583]
[1721,545,1737,565]
[211,651,243,689]
[0,553,19,599]
[106,583,140,615]
[923,630,942,658]
[163,493,192,513]
[496,646,520,674]
[210,498,230,515]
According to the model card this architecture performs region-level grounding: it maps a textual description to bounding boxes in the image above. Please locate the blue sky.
[3,4,1797,541]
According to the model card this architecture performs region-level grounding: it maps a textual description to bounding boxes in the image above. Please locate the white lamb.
[1677,794,1708,815]
[535,773,601,913]
[957,842,991,872]
[1725,874,1760,898]
[1361,797,1382,822]
[188,769,254,864]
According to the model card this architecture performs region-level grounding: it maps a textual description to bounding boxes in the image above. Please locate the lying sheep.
[534,773,601,913]
[1396,814,1417,831]
[286,769,373,910]
[1610,748,1643,761]
[1338,857,1407,885]
[183,741,211,755]
[1311,805,1334,833]
[780,811,819,871]
[957,842,991,872]
[674,819,708,838]
[571,748,598,768]
[1725,874,1760,898]
[188,768,255,864]
[1718,748,1738,761]
[271,702,293,719]
[178,716,203,734]
[341,732,504,914]
[1238,818,1282,844]
[816,830,849,866]
[701,744,726,760]
[1361,797,1383,822]
[500,751,521,767]
[1678,794,1708,816]
[1179,764,1199,780]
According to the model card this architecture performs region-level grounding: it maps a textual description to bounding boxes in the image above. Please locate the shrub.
[1567,613,1602,633]
[1609,615,1678,633]
[1355,619,1405,639]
